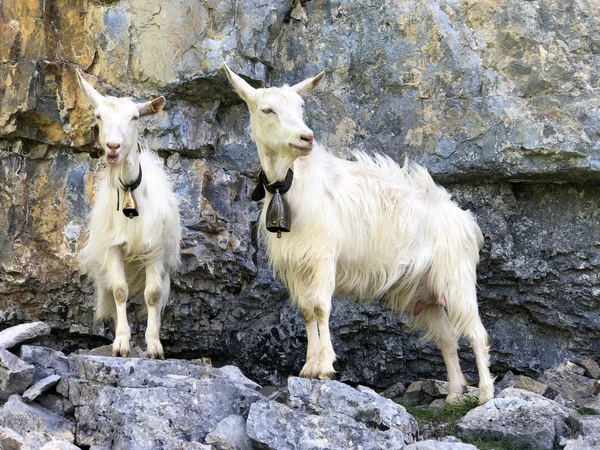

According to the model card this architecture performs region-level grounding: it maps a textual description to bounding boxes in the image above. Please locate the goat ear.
[76,69,104,107]
[223,63,257,106]
[137,96,166,117]
[291,71,325,97]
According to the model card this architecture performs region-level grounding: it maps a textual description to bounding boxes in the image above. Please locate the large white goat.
[224,65,494,404]
[76,70,181,359]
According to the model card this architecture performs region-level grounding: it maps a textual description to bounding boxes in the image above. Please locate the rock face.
[1,0,600,390]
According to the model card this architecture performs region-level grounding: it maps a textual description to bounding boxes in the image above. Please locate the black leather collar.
[251,168,293,201]
[120,163,143,192]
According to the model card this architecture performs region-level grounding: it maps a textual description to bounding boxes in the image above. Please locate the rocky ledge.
[1,322,600,449]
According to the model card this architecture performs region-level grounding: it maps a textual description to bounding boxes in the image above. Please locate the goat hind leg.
[468,317,494,404]
[299,306,321,378]
[421,307,468,404]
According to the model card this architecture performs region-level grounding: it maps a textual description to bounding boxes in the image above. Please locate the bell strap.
[116,163,143,212]
[119,162,143,192]
[251,168,293,201]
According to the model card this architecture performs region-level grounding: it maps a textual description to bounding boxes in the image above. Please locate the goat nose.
[301,133,314,144]
[106,142,121,151]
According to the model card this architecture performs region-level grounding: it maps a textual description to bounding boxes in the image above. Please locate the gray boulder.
[24,431,80,450]
[0,426,25,450]
[247,400,407,450]
[22,374,61,403]
[574,360,600,380]
[539,362,598,407]
[0,348,34,400]
[0,395,75,443]
[246,377,419,449]
[405,439,478,450]
[67,355,263,449]
[290,377,418,442]
[565,414,600,448]
[455,388,574,449]
[0,322,51,350]
[205,414,251,450]
[19,345,70,382]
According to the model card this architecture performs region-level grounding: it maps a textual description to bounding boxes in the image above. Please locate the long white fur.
[77,71,181,359]
[224,64,494,404]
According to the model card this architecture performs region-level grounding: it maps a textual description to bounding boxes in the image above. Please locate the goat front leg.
[299,306,320,378]
[297,268,337,380]
[144,264,167,359]
[315,301,336,380]
[107,248,130,357]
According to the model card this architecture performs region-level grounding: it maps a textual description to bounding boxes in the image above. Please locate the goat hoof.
[318,371,336,381]
[147,351,165,360]
[478,387,494,404]
[112,336,131,357]
[299,363,319,379]
[146,340,164,360]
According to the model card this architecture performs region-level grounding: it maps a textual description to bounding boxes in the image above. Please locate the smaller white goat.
[76,70,181,359]
[225,64,494,404]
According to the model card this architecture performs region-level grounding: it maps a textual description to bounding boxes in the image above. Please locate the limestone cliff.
[1,0,599,387]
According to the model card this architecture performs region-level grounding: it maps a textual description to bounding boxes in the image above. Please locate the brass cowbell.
[266,188,291,238]
[122,189,139,219]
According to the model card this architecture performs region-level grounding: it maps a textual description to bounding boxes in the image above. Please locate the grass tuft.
[462,436,524,450]
[395,394,481,437]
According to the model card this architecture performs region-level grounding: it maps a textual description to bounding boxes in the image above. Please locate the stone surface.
[0,347,34,400]
[246,376,419,449]
[288,377,419,443]
[513,375,549,396]
[247,400,407,450]
[575,360,600,380]
[24,432,80,450]
[454,388,574,450]
[405,440,477,450]
[67,355,264,449]
[539,362,598,408]
[204,414,251,450]
[380,381,406,399]
[0,426,25,450]
[1,0,600,394]
[22,374,61,403]
[566,415,600,449]
[0,395,75,443]
[19,345,69,383]
[0,322,51,349]
[404,381,427,405]
[421,380,479,399]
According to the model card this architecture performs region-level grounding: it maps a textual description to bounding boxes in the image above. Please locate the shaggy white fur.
[77,70,181,359]
[225,64,494,404]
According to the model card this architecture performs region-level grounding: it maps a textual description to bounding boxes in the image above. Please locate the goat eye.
[262,108,276,115]
[95,115,102,121]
